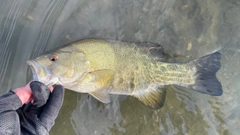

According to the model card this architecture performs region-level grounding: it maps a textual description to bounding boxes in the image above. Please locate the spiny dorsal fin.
[135,42,167,62]
[134,87,166,109]
[89,91,111,103]
[106,40,167,61]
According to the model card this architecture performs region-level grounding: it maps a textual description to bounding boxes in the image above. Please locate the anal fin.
[134,87,166,109]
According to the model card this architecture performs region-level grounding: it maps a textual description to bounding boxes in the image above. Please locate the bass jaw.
[26,60,58,86]
[26,60,39,81]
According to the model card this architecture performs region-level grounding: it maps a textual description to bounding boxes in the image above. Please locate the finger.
[40,85,64,130]
[22,102,33,112]
[13,81,33,104]
[48,86,54,92]
[30,81,51,108]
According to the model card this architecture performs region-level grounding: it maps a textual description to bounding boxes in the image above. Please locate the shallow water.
[0,0,240,134]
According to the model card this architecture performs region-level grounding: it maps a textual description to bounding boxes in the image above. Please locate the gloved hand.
[0,81,65,135]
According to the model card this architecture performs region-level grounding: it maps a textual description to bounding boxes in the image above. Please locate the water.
[0,0,239,134]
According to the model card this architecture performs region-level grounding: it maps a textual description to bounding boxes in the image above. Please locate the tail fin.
[189,52,223,96]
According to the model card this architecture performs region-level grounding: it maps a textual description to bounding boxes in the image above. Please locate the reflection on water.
[0,0,240,135]
[71,95,125,135]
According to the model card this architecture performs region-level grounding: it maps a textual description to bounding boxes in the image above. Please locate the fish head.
[27,45,91,86]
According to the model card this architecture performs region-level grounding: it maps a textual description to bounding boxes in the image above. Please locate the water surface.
[0,0,239,134]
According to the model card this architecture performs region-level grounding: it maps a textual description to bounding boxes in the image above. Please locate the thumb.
[27,81,51,116]
[30,81,51,107]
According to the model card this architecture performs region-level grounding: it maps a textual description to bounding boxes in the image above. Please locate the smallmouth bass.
[27,39,222,109]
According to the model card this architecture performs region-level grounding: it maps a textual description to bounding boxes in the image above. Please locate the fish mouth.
[26,60,39,81]
[26,60,58,86]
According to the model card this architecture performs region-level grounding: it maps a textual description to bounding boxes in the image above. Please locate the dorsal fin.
[134,87,167,109]
[106,40,167,62]
[135,42,167,62]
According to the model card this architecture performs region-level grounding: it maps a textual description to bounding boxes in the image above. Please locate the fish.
[26,39,222,109]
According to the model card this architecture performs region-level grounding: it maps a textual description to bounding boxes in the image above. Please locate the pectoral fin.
[80,69,114,90]
[134,87,166,109]
[89,91,110,103]
[81,69,113,103]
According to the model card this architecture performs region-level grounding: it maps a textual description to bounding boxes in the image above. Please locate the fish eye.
[49,55,58,61]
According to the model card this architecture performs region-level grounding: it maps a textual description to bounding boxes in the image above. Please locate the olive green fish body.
[27,39,222,109]
[105,41,194,92]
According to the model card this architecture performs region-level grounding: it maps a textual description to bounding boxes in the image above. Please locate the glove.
[0,81,65,135]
